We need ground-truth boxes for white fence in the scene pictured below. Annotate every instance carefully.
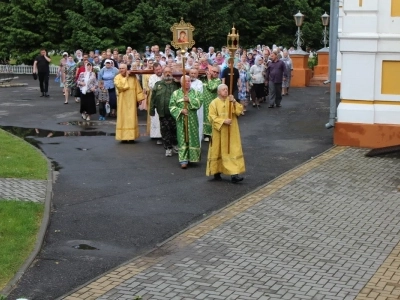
[0,65,59,75]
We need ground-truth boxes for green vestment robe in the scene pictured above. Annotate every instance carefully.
[202,78,221,136]
[169,88,202,163]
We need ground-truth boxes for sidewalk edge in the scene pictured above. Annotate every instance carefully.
[57,145,346,300]
[0,129,53,297]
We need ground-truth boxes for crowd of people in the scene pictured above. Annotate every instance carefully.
[32,43,294,182]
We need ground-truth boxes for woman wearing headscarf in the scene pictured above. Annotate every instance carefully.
[63,55,77,104]
[281,49,293,96]
[75,49,83,63]
[249,56,266,108]
[214,52,225,66]
[247,52,255,67]
[98,59,119,117]
[77,62,97,121]
[239,54,250,72]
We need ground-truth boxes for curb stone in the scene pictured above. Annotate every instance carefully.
[0,83,28,88]
[0,129,53,297]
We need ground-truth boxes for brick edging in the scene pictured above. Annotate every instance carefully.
[58,146,346,300]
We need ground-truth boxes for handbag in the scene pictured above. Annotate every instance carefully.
[32,73,38,80]
[55,76,60,83]
[73,86,81,97]
[138,96,148,111]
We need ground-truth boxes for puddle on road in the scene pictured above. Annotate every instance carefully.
[72,244,99,250]
[0,126,115,141]
[51,160,63,171]
[0,125,116,172]
[58,121,115,126]
[58,121,147,127]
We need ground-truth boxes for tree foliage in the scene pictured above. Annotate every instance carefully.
[0,0,330,63]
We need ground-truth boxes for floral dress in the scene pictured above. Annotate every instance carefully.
[64,65,77,88]
[238,69,248,101]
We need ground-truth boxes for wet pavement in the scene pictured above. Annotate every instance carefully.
[62,147,400,300]
[1,75,334,299]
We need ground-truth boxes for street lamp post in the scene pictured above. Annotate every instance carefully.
[293,11,305,51]
[321,12,330,49]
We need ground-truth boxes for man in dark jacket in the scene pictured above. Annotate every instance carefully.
[33,49,51,97]
[265,51,288,108]
[150,66,179,157]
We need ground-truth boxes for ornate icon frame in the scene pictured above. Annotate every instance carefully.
[170,18,195,49]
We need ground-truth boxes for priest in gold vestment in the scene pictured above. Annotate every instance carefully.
[206,84,245,183]
[114,64,144,141]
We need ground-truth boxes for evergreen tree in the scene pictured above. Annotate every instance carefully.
[0,0,331,62]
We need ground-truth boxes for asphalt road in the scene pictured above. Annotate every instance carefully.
[2,75,334,300]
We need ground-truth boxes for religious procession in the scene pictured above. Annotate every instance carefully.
[33,22,293,184]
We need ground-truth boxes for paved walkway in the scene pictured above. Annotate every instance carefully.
[61,147,400,300]
[0,178,47,203]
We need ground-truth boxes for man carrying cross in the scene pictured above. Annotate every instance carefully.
[169,75,202,169]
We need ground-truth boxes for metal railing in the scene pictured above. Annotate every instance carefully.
[0,65,59,75]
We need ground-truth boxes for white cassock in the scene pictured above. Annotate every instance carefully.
[190,79,204,143]
[148,74,162,138]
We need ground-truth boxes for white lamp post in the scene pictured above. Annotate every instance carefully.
[293,11,305,51]
[321,12,330,48]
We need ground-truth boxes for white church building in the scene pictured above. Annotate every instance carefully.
[334,0,400,148]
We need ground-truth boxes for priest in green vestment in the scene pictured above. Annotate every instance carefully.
[206,84,245,183]
[169,75,202,169]
[202,66,221,141]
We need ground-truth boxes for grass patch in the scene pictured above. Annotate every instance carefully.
[0,129,47,180]
[50,55,62,67]
[9,54,61,66]
[0,200,44,290]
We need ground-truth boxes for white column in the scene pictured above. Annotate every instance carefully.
[336,0,344,84]
[337,0,400,125]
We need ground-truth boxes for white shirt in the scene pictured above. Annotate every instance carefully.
[249,64,265,84]
[149,51,165,59]
[206,52,216,60]
[149,74,162,90]
[185,63,194,69]
[190,79,203,93]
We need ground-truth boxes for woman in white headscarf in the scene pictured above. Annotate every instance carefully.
[77,62,97,121]
[249,56,266,108]
[281,49,293,96]
[75,49,83,63]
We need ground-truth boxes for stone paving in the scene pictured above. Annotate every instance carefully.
[63,147,400,300]
[0,178,47,203]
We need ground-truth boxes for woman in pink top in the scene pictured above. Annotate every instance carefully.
[214,52,225,65]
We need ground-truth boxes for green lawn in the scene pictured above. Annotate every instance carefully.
[0,129,47,179]
[0,129,48,291]
[9,54,62,66]
[0,200,44,289]
[50,55,62,66]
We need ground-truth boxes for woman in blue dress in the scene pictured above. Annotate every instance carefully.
[237,62,250,115]
[98,60,119,117]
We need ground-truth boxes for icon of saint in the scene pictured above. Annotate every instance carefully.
[178,31,187,43]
